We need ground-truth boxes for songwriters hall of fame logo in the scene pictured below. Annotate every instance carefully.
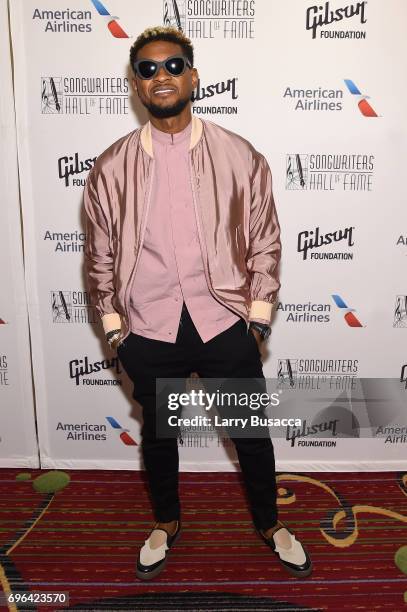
[51,291,98,324]
[41,76,129,115]
[286,155,308,190]
[277,357,359,390]
[286,153,374,191]
[163,0,255,39]
[393,296,407,328]
[163,0,186,30]
[0,355,8,387]
[41,77,63,114]
[277,359,298,388]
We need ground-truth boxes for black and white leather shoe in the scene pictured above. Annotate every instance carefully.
[257,520,313,578]
[136,520,181,580]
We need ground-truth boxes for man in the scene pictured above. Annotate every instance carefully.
[83,26,312,580]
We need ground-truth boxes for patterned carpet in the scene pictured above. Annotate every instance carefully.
[0,469,406,611]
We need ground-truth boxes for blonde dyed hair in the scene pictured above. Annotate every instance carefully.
[130,26,194,72]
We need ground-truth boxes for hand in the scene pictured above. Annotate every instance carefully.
[250,327,263,351]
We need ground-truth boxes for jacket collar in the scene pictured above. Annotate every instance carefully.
[140,115,203,158]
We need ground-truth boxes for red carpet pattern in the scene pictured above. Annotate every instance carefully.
[0,469,406,611]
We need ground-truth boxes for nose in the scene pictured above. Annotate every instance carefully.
[154,64,171,80]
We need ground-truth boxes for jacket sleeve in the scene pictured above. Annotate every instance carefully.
[83,168,122,335]
[246,152,281,325]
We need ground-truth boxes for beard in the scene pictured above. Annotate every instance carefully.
[143,94,191,119]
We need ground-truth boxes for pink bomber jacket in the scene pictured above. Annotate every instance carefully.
[83,115,281,343]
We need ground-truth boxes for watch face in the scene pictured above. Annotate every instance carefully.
[250,322,271,340]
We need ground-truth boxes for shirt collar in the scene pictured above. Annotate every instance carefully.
[140,115,204,158]
[151,119,192,145]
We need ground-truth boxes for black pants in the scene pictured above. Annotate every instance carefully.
[117,302,278,531]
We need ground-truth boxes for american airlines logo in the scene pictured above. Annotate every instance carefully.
[331,295,363,327]
[89,0,129,37]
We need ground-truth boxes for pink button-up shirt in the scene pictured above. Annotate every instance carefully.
[128,119,240,343]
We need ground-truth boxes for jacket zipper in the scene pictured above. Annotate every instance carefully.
[122,161,156,342]
[188,155,250,332]
[122,151,250,340]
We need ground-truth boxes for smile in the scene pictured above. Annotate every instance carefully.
[153,88,176,96]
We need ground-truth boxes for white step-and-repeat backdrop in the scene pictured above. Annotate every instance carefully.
[5,0,407,470]
[0,0,39,467]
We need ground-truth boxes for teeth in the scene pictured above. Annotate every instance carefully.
[155,89,174,93]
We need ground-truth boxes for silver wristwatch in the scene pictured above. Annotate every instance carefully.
[249,321,271,341]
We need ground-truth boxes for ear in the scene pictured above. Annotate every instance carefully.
[131,77,139,96]
[191,67,199,90]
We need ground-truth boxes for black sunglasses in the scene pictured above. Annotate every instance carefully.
[133,54,192,80]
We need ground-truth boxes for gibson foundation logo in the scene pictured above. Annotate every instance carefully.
[69,355,122,386]
[58,153,97,187]
[298,226,355,261]
[277,358,359,390]
[192,76,238,115]
[306,1,367,39]
[286,418,339,447]
[0,355,8,386]
[51,291,97,324]
[286,153,374,191]
[163,0,255,39]
[41,76,129,115]
[393,296,407,328]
